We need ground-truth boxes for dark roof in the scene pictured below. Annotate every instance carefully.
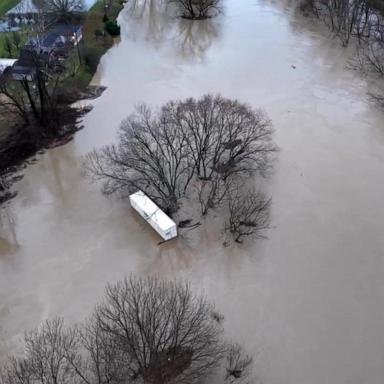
[43,24,82,46]
[6,0,39,15]
[17,48,36,66]
[11,47,49,76]
[50,23,82,35]
[11,65,35,75]
[26,24,82,50]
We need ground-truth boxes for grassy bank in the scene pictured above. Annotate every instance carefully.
[68,0,124,89]
[0,0,19,18]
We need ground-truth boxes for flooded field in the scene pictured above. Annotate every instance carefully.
[1,0,384,383]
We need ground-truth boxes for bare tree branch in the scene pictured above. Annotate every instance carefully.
[226,187,271,244]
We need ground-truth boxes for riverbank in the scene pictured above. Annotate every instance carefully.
[0,0,124,204]
[68,0,125,89]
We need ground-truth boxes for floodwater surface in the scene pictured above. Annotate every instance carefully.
[1,1,384,384]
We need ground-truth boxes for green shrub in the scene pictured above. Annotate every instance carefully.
[104,20,120,36]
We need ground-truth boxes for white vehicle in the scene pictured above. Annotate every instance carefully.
[0,59,17,74]
[129,191,177,241]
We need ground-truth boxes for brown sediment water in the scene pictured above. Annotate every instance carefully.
[1,1,384,383]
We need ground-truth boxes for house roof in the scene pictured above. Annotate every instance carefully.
[27,24,82,50]
[6,0,39,15]
[17,48,37,66]
[44,24,82,46]
[0,59,17,72]
[11,65,35,75]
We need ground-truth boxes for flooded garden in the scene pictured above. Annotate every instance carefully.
[1,0,384,383]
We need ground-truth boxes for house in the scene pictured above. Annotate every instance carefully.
[0,20,20,32]
[9,23,83,81]
[11,48,37,81]
[48,24,83,46]
[25,24,83,55]
[5,0,39,25]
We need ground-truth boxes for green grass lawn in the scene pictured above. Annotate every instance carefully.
[70,0,124,88]
[0,0,19,18]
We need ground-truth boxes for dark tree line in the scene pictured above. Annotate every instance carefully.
[299,0,384,105]
[86,95,276,243]
[0,276,255,384]
[300,0,384,45]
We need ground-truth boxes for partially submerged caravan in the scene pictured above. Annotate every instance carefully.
[129,191,177,241]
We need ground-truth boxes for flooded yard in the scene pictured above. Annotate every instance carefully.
[1,0,384,383]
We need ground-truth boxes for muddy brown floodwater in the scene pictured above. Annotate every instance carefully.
[1,0,384,383]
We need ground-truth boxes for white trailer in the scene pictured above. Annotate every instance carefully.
[0,59,17,74]
[129,191,177,241]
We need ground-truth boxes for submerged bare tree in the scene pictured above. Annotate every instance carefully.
[226,187,271,243]
[86,95,275,218]
[351,40,384,76]
[196,175,232,216]
[86,105,195,214]
[369,89,384,108]
[300,0,384,45]
[297,0,384,107]
[0,276,257,384]
[0,318,79,384]
[225,343,254,384]
[171,0,222,20]
[89,276,225,384]
[163,95,274,180]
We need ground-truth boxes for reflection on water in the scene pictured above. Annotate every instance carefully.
[176,18,221,60]
[0,207,18,256]
[1,0,384,383]
[124,0,171,45]
[121,0,222,61]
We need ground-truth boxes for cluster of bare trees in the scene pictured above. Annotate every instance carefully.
[227,187,271,244]
[301,0,384,45]
[299,0,384,105]
[0,276,255,384]
[171,0,222,20]
[86,95,276,243]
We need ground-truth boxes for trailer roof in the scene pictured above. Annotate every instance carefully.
[130,191,176,231]
[0,59,17,73]
[6,0,39,15]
